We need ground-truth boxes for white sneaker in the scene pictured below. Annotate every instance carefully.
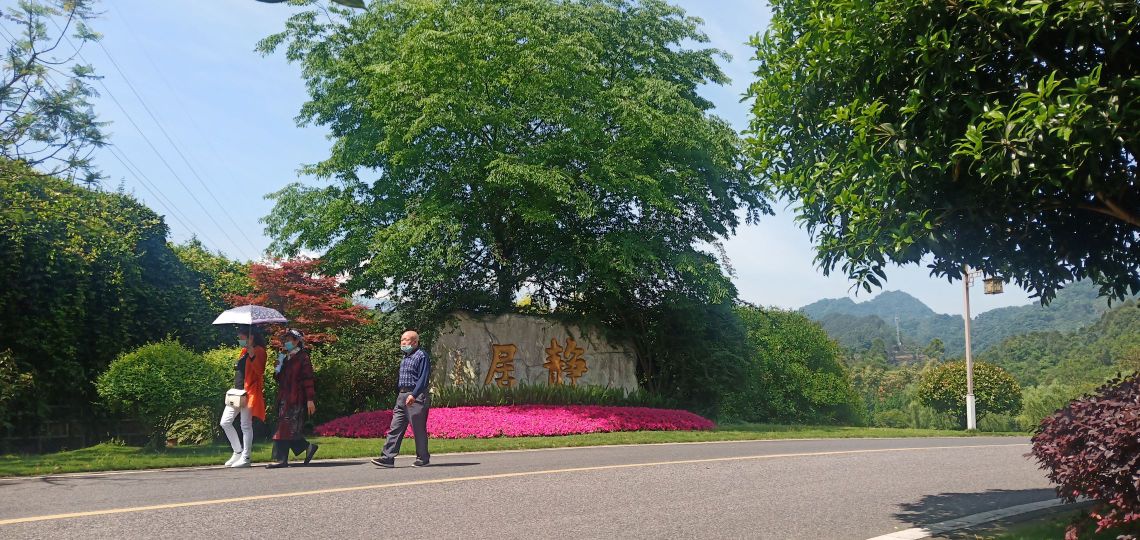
[229,456,251,468]
[224,452,241,467]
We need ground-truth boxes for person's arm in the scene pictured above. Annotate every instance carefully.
[301,352,316,403]
[411,350,430,398]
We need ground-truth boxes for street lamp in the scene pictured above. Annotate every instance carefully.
[961,264,1004,430]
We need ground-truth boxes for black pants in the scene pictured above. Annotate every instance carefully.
[272,438,310,463]
[381,392,430,462]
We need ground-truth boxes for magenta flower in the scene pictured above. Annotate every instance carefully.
[314,405,716,439]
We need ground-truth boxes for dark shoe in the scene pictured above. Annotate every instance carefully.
[304,444,319,465]
[412,459,429,467]
[265,461,289,469]
[370,457,394,468]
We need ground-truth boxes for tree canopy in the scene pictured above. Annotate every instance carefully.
[0,159,219,430]
[258,0,768,331]
[747,0,1139,302]
[1,0,107,184]
[229,258,368,345]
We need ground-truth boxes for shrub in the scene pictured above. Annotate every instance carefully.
[903,401,958,430]
[166,407,216,446]
[1017,381,1099,432]
[915,361,1022,429]
[432,383,674,409]
[96,340,228,447]
[721,306,865,425]
[873,409,910,428]
[0,349,34,430]
[309,318,404,423]
[201,346,242,374]
[1031,373,1140,539]
[976,413,1020,433]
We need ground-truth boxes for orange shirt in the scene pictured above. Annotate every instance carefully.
[241,346,268,421]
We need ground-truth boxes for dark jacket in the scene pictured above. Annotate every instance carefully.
[274,349,315,408]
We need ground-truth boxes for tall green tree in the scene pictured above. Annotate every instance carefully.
[171,238,252,315]
[0,159,215,432]
[171,238,253,347]
[258,0,768,389]
[747,0,1139,301]
[1,0,106,185]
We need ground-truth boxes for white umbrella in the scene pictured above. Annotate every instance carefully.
[212,305,288,326]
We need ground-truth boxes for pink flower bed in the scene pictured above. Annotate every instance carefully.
[314,405,716,439]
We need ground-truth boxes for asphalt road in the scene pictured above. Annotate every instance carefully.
[0,437,1055,539]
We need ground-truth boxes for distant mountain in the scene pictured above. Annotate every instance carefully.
[802,290,936,320]
[980,299,1140,386]
[802,281,1118,358]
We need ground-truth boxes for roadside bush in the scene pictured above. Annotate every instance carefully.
[721,306,865,425]
[1017,381,1098,432]
[916,361,1022,429]
[166,407,216,446]
[1031,373,1140,539]
[432,383,674,409]
[96,340,228,447]
[201,346,242,374]
[903,402,958,430]
[976,413,1020,433]
[309,318,404,424]
[872,409,910,428]
[0,349,34,430]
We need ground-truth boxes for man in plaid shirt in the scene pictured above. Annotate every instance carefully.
[372,330,432,468]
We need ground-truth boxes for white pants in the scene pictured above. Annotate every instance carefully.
[220,403,254,458]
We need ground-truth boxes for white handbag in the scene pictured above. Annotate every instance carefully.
[225,389,248,408]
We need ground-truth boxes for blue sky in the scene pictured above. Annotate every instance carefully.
[37,0,1035,315]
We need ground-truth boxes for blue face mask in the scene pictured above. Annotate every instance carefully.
[400,345,415,353]
[238,338,248,348]
[283,341,296,352]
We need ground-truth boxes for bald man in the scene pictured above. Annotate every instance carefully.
[372,330,432,467]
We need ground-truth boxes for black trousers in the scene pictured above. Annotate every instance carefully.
[272,438,310,463]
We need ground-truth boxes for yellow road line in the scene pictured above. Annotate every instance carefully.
[0,443,1029,526]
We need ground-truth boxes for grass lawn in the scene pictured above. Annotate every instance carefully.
[981,510,1140,539]
[0,424,1023,477]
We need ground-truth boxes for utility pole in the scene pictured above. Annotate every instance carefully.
[962,264,977,430]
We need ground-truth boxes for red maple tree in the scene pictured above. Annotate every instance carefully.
[228,257,369,345]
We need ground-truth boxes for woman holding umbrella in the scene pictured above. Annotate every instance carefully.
[211,305,291,468]
[220,326,267,468]
[268,328,318,468]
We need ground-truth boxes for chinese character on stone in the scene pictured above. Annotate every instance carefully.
[485,344,518,388]
[544,337,588,386]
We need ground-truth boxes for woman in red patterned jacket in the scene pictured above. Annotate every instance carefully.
[267,328,318,469]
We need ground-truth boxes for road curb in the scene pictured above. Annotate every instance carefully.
[865,499,1069,540]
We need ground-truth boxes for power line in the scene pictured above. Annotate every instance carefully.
[106,145,210,244]
[106,3,249,194]
[46,19,250,259]
[90,37,262,256]
[4,14,225,253]
[107,144,215,244]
